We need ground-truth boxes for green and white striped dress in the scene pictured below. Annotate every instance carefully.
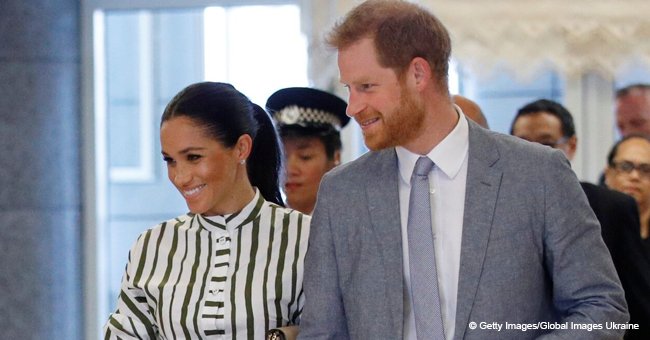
[104,189,310,339]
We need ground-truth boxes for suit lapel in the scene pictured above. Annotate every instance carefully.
[365,148,404,334]
[454,123,503,340]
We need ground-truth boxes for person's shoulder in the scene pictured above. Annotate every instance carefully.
[125,214,192,255]
[317,149,395,196]
[164,213,193,227]
[488,128,553,155]
[580,181,638,210]
[142,213,193,235]
[470,125,560,165]
[580,181,608,197]
[326,148,394,179]
[581,181,628,198]
[265,201,312,223]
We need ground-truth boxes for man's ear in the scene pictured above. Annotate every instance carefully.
[409,57,432,90]
[332,150,341,167]
[565,135,578,161]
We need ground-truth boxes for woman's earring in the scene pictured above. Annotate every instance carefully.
[240,159,246,165]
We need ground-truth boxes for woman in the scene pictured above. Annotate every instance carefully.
[605,134,650,248]
[266,87,349,214]
[104,82,310,339]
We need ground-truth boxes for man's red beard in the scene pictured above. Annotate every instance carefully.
[361,87,427,151]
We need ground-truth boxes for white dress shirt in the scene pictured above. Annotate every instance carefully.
[397,109,469,340]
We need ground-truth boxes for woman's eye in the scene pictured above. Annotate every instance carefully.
[187,154,201,161]
[162,156,174,164]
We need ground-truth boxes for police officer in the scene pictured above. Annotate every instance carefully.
[266,87,349,214]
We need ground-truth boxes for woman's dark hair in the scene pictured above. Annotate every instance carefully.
[161,82,284,206]
[278,125,342,160]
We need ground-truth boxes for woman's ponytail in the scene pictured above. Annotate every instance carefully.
[248,103,284,206]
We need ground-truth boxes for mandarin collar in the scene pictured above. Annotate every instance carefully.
[196,188,264,233]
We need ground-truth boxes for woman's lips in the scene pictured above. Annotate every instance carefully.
[284,183,301,192]
[183,184,206,198]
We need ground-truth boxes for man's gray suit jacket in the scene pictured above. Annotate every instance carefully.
[299,121,629,339]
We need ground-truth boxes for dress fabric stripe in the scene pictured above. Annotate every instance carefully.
[142,226,167,305]
[286,213,303,320]
[133,232,151,284]
[179,226,198,339]
[189,227,204,339]
[192,228,211,339]
[230,224,243,340]
[245,217,261,339]
[158,222,180,337]
[143,223,168,310]
[263,206,278,331]
[274,212,291,327]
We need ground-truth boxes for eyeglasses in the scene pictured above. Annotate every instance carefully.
[610,160,650,179]
[539,136,569,149]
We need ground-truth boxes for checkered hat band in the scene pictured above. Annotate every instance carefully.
[275,105,342,130]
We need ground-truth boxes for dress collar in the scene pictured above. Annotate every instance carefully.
[196,188,265,233]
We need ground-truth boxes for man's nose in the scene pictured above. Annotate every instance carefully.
[346,90,365,118]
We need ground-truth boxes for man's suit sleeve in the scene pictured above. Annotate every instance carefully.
[540,150,629,339]
[298,174,350,340]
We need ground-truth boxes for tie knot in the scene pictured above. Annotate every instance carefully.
[413,156,434,177]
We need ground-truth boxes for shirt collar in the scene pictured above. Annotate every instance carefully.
[196,188,264,233]
[396,105,469,183]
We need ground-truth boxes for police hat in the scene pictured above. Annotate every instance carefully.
[266,87,349,131]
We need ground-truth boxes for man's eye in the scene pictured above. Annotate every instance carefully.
[639,164,650,174]
[299,155,314,161]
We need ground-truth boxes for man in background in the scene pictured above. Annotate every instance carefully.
[511,99,650,339]
[453,94,489,129]
[616,83,650,137]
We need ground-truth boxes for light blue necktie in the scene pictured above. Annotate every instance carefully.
[408,156,445,340]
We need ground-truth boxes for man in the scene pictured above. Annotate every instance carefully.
[266,87,349,214]
[453,94,489,129]
[299,1,628,339]
[616,83,650,137]
[512,99,650,339]
[598,83,650,185]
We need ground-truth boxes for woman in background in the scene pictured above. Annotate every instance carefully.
[605,134,650,247]
[266,87,349,214]
[104,82,309,339]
